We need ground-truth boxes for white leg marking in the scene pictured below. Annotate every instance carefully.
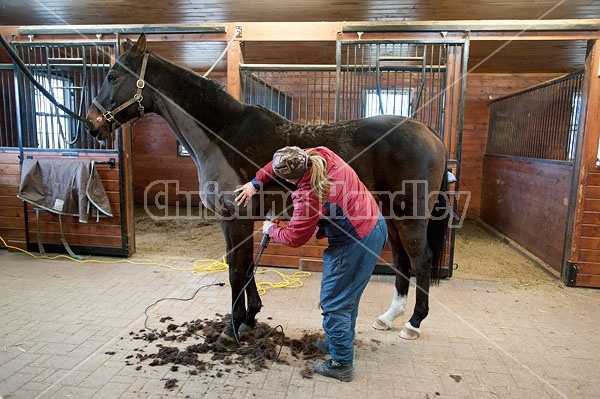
[373,293,406,330]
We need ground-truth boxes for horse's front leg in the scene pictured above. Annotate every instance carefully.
[220,218,262,337]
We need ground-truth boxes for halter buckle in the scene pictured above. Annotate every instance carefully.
[103,111,115,122]
[136,79,145,89]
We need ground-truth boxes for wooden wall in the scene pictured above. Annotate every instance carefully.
[131,115,200,208]
[480,155,571,272]
[0,150,26,249]
[575,169,600,286]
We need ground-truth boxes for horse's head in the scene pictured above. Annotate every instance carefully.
[87,34,153,140]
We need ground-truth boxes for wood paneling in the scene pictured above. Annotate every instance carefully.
[0,150,26,249]
[131,115,201,207]
[480,155,572,272]
[574,170,600,287]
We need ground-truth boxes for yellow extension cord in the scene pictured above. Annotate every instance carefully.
[0,235,311,295]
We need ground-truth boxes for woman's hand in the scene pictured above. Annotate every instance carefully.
[234,181,258,207]
[262,220,276,234]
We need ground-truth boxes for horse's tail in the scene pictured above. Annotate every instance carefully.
[427,166,450,285]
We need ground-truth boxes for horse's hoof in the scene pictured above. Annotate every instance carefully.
[372,318,391,331]
[219,331,235,341]
[238,323,253,333]
[399,322,420,340]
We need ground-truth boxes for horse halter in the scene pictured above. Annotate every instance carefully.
[92,52,150,127]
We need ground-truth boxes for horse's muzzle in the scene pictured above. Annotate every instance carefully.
[86,109,113,140]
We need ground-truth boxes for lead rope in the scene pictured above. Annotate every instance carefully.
[203,33,237,78]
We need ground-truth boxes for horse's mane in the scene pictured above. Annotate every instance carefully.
[147,50,230,95]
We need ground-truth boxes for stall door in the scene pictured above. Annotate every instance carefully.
[12,40,135,257]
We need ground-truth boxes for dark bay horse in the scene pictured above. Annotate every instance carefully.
[86,34,449,340]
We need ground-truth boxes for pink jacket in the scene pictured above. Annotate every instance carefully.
[254,146,380,248]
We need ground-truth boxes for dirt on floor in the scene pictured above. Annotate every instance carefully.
[122,313,329,389]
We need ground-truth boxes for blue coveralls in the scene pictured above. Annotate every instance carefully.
[319,212,388,365]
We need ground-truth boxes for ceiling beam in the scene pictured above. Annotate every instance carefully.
[2,20,598,44]
[17,24,227,36]
[342,19,600,33]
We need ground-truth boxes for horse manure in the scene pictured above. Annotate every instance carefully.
[127,313,326,389]
[163,378,178,389]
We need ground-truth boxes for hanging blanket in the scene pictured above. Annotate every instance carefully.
[18,158,113,223]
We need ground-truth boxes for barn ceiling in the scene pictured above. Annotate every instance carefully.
[0,0,599,74]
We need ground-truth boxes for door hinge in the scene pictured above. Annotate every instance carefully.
[565,262,578,287]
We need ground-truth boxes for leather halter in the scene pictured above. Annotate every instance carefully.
[92,52,150,126]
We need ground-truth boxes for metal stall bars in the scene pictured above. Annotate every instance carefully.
[487,71,584,162]
[241,64,338,125]
[12,41,117,152]
[0,64,19,148]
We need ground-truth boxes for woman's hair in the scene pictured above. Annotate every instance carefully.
[308,151,332,203]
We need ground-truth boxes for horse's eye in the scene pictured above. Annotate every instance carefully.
[107,74,117,83]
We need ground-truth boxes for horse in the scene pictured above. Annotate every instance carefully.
[86,34,449,341]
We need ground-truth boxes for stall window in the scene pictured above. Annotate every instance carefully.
[362,88,413,118]
[33,74,74,149]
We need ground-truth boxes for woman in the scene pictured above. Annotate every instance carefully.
[235,146,387,382]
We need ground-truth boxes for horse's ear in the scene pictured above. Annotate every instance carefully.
[122,34,147,55]
[122,38,134,53]
[131,34,147,55]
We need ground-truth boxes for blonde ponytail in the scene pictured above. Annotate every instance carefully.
[308,151,332,203]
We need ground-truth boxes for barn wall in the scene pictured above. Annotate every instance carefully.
[480,155,571,272]
[0,150,26,249]
[575,169,600,286]
[459,73,557,220]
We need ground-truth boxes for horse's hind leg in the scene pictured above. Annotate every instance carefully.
[396,218,433,340]
[373,220,411,331]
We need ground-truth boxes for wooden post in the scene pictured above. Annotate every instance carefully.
[227,24,243,101]
[565,39,600,287]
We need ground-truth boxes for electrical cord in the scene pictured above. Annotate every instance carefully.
[143,282,226,334]
[0,235,228,273]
